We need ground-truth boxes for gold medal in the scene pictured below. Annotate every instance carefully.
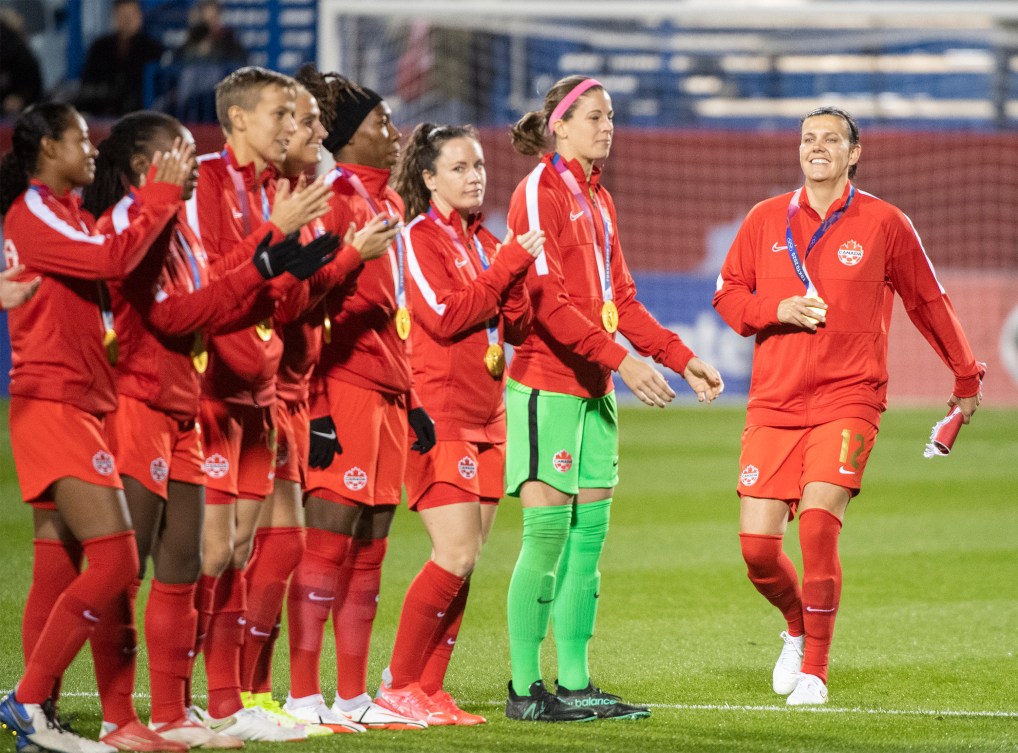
[103,328,119,366]
[191,332,208,374]
[601,300,619,333]
[484,343,505,379]
[255,318,273,342]
[322,308,332,344]
[395,306,411,341]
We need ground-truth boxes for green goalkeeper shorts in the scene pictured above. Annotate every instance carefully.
[504,378,619,497]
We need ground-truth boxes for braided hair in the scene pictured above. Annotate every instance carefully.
[394,123,479,220]
[0,102,77,215]
[81,111,180,218]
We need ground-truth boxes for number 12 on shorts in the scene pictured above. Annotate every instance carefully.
[839,429,866,470]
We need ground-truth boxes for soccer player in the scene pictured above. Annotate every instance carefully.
[186,65,333,740]
[83,110,335,748]
[376,123,543,725]
[0,102,188,753]
[0,265,41,309]
[503,75,724,722]
[713,106,982,705]
[283,64,432,730]
[239,84,397,734]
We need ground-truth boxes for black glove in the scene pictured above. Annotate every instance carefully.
[284,232,341,281]
[251,233,301,279]
[308,415,342,469]
[408,407,436,454]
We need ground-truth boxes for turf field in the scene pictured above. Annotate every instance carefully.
[1,404,1016,753]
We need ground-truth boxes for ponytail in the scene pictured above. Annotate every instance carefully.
[394,123,479,220]
[0,102,77,215]
[509,74,603,158]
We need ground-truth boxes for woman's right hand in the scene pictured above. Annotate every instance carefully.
[0,265,41,310]
[149,137,195,191]
[270,175,332,235]
[617,355,676,408]
[500,228,545,259]
[348,213,401,261]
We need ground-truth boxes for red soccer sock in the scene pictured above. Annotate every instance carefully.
[22,539,83,700]
[419,578,470,695]
[287,528,352,699]
[187,573,219,708]
[204,568,246,719]
[146,580,198,724]
[388,561,466,689]
[333,537,387,700]
[251,618,281,695]
[240,527,306,692]
[19,532,139,704]
[740,533,805,636]
[90,579,141,727]
[799,508,843,684]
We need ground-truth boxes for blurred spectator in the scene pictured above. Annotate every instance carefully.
[0,10,43,116]
[176,0,246,64]
[76,0,164,116]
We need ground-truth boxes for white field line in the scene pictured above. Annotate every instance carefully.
[55,692,1018,719]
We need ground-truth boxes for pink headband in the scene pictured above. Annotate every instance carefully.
[547,78,603,133]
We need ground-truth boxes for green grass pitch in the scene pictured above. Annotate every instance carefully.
[2,404,1016,753]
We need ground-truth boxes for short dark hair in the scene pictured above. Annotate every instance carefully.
[801,106,860,179]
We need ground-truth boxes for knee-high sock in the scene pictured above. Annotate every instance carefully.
[18,532,139,704]
[90,579,141,726]
[204,568,246,718]
[740,533,805,636]
[507,505,571,696]
[419,578,470,695]
[146,580,198,724]
[187,573,219,708]
[553,500,611,691]
[333,538,387,700]
[240,527,306,693]
[22,539,83,701]
[251,618,281,696]
[388,561,466,689]
[287,528,351,699]
[799,509,843,684]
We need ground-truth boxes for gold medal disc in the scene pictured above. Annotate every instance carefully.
[395,306,412,341]
[103,328,119,366]
[322,309,332,344]
[255,318,273,342]
[601,300,619,333]
[484,343,505,379]
[191,332,208,374]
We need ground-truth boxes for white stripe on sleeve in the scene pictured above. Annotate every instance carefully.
[404,217,447,316]
[524,163,549,276]
[111,195,134,234]
[24,190,103,245]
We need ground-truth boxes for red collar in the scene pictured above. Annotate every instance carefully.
[223,144,278,190]
[29,178,82,211]
[545,153,603,191]
[337,162,392,198]
[427,201,484,241]
[799,181,853,219]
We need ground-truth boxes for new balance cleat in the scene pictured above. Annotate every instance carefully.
[773,631,805,695]
[1,693,117,753]
[374,682,454,726]
[329,695,426,730]
[427,690,486,726]
[556,682,651,720]
[246,693,330,736]
[204,708,307,742]
[282,695,365,734]
[148,718,244,749]
[787,673,828,706]
[505,680,596,723]
[100,721,189,752]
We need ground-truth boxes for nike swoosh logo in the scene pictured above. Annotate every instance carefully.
[446,638,456,646]
[805,606,836,613]
[232,211,244,220]
[312,430,337,440]
[308,592,334,602]
[454,258,469,268]
[570,211,584,221]
[250,627,272,637]
[83,609,100,623]
[436,611,446,618]
[838,467,857,475]
[771,242,787,252]
[537,597,554,604]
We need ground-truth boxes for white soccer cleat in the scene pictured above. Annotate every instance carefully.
[283,694,365,734]
[786,673,828,706]
[0,694,117,753]
[772,630,805,695]
[148,718,244,749]
[330,694,427,730]
[203,707,307,742]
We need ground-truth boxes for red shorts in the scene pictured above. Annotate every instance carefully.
[737,418,878,510]
[105,395,205,500]
[274,399,309,486]
[405,439,504,511]
[199,398,276,504]
[305,379,407,507]
[9,396,123,506]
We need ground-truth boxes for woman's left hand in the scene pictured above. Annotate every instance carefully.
[683,357,724,404]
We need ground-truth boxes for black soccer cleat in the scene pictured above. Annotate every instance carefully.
[556,682,651,720]
[505,680,597,723]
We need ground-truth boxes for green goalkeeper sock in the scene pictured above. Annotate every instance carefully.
[553,499,611,691]
[507,504,572,696]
